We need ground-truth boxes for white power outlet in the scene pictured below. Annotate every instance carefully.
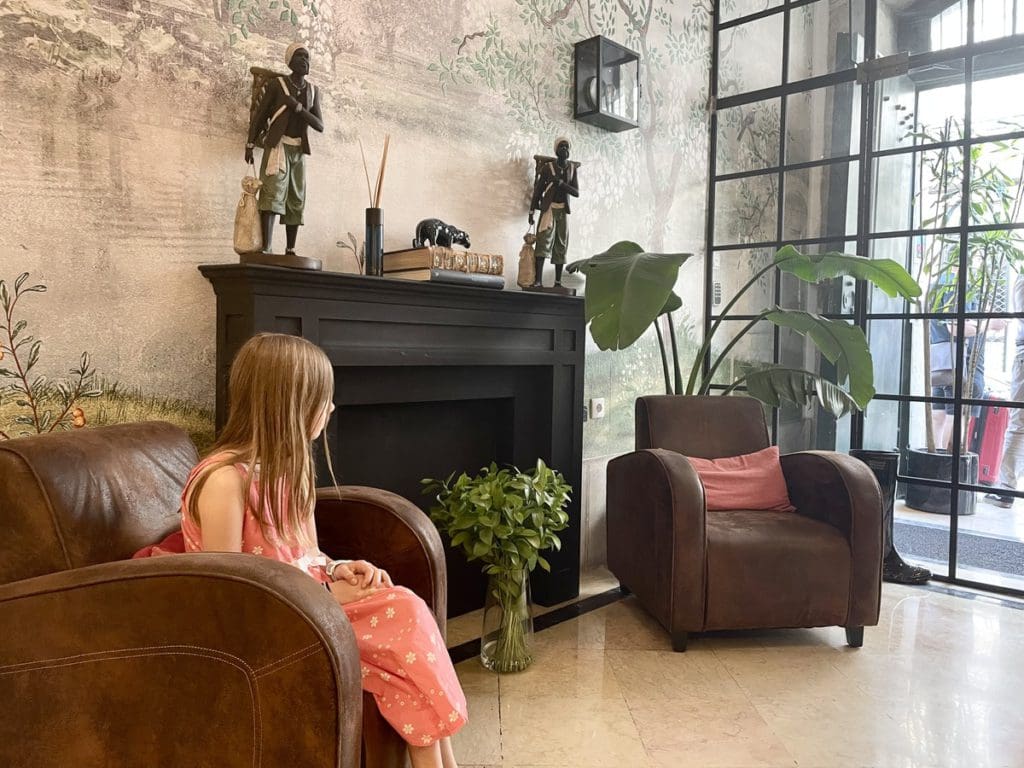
[589,398,607,420]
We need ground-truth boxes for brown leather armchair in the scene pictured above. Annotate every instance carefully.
[607,396,883,652]
[0,422,446,768]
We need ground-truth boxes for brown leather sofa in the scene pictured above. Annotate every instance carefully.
[0,422,446,768]
[607,396,883,652]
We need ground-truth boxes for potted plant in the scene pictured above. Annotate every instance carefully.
[421,459,571,673]
[904,120,1024,515]
[567,243,921,417]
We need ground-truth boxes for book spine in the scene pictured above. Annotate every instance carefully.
[430,252,504,275]
[429,269,505,288]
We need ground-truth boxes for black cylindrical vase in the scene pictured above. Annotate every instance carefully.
[849,449,898,559]
[365,207,383,276]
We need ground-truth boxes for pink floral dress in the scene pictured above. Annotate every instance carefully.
[179,456,468,746]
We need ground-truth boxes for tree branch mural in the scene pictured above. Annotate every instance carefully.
[0,273,100,439]
[428,0,710,251]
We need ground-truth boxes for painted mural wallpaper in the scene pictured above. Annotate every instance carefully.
[0,0,712,456]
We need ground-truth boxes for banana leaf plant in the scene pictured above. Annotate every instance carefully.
[566,242,922,418]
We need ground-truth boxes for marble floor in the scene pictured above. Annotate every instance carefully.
[447,572,1024,768]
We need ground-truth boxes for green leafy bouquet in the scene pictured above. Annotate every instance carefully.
[422,460,571,672]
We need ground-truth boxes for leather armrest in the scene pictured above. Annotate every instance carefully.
[781,451,883,626]
[315,486,447,637]
[606,449,707,636]
[0,553,361,768]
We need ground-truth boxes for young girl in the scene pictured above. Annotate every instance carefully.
[182,333,466,768]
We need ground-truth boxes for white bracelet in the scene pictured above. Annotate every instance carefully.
[326,559,353,581]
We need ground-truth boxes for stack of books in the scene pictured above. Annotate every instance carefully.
[383,246,506,290]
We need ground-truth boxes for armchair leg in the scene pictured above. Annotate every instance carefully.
[845,626,864,648]
[672,631,688,653]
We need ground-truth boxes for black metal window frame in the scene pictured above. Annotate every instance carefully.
[705,0,1024,597]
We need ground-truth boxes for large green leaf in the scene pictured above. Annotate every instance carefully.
[662,291,682,315]
[764,309,875,408]
[573,241,691,350]
[774,245,922,300]
[742,365,860,418]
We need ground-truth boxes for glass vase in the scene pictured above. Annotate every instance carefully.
[480,567,534,673]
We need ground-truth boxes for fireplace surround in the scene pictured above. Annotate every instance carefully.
[200,264,585,615]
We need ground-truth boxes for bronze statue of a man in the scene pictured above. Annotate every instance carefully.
[245,43,324,256]
[528,137,580,287]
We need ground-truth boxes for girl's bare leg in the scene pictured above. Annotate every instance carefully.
[409,743,443,768]
[440,736,458,768]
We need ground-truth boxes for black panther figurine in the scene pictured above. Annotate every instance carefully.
[413,218,471,249]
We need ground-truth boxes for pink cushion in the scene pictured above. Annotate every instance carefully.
[686,446,795,512]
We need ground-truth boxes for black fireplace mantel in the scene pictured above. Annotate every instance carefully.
[200,264,586,610]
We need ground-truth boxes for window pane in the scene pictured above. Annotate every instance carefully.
[869,235,961,315]
[957,399,1024,593]
[875,61,965,153]
[873,146,965,233]
[707,319,775,389]
[718,14,784,98]
[788,0,866,81]
[972,60,1024,139]
[716,99,780,175]
[786,82,862,164]
[970,140,1024,226]
[777,391,853,452]
[975,0,1017,43]
[867,319,932,400]
[710,248,776,316]
[877,0,969,56]
[720,0,782,25]
[783,161,860,241]
[779,241,859,316]
[714,176,778,245]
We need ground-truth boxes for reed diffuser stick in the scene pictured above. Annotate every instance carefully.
[373,134,391,208]
[358,139,374,206]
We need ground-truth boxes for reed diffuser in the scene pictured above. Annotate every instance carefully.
[360,135,390,276]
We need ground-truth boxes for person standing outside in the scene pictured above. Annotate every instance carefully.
[989,271,1024,508]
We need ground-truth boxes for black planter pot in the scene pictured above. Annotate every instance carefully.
[904,448,978,516]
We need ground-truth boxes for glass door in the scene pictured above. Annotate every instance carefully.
[707,0,1024,596]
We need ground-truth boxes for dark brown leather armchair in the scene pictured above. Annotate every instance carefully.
[0,422,446,768]
[607,396,883,652]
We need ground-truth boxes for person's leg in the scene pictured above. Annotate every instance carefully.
[439,736,458,768]
[943,409,957,450]
[992,353,1024,505]
[551,208,568,285]
[533,210,554,287]
[931,387,947,449]
[257,145,287,253]
[939,386,957,449]
[338,586,468,760]
[283,148,305,254]
[409,742,444,768]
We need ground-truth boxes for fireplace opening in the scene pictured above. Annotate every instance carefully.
[326,365,553,616]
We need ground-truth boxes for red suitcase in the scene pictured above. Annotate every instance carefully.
[968,396,1010,485]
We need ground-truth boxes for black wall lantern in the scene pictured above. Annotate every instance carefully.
[573,35,640,132]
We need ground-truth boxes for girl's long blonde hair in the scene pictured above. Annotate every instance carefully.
[187,333,338,545]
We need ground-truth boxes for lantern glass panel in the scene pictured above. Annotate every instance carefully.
[575,39,599,115]
[601,56,639,123]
